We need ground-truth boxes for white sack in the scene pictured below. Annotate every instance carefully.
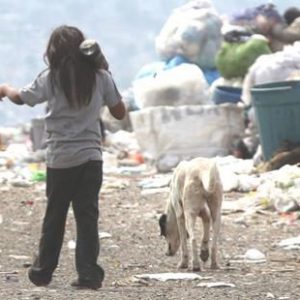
[130,104,244,171]
[133,64,210,108]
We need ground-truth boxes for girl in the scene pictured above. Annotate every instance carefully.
[0,25,125,290]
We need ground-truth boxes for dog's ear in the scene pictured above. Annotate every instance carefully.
[159,214,167,237]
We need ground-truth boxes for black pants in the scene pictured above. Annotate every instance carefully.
[28,160,104,285]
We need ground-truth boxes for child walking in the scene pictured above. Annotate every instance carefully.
[0,25,125,290]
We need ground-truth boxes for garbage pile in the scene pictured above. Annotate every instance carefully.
[1,117,300,223]
[242,41,300,105]
[127,0,253,171]
[0,122,148,189]
[0,126,46,187]
[122,1,300,172]
[2,1,300,193]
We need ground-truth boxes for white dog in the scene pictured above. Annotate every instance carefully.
[159,157,223,271]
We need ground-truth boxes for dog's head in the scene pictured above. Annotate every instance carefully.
[159,213,180,256]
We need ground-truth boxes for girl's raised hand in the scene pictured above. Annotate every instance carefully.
[0,84,8,100]
[0,84,23,105]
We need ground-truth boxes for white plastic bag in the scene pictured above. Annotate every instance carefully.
[133,64,210,108]
[155,0,222,69]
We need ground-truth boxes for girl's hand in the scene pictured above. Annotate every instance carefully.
[0,84,8,100]
[0,84,23,105]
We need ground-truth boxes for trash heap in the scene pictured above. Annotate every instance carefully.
[1,1,300,193]
[242,41,300,105]
[206,3,300,165]
[101,1,300,172]
[0,126,46,188]
[1,117,300,225]
[128,0,247,172]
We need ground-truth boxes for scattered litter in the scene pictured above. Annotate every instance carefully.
[0,214,3,225]
[99,232,112,239]
[105,130,140,152]
[8,255,30,260]
[275,198,300,213]
[221,197,253,214]
[140,187,169,196]
[101,177,131,195]
[277,212,300,225]
[21,200,34,206]
[231,248,266,264]
[102,179,129,192]
[0,271,18,275]
[12,221,29,226]
[31,170,46,182]
[4,273,19,282]
[118,165,148,175]
[0,186,10,192]
[252,165,300,212]
[138,175,171,189]
[244,249,266,263]
[278,236,300,250]
[107,245,120,250]
[197,281,236,288]
[133,272,210,282]
[126,263,147,269]
[266,292,275,299]
[11,179,32,188]
[219,170,239,192]
[268,268,296,273]
[130,276,150,286]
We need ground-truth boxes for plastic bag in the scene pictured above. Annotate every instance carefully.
[216,36,271,79]
[133,64,210,108]
[155,0,222,69]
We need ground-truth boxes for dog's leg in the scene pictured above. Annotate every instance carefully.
[177,215,188,269]
[207,199,222,269]
[185,212,201,271]
[199,205,210,263]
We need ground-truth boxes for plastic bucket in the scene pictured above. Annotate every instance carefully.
[251,80,300,161]
[212,86,242,105]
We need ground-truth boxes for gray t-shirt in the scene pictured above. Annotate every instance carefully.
[20,69,121,169]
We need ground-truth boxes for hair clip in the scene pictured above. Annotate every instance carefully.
[79,39,99,56]
[79,39,109,70]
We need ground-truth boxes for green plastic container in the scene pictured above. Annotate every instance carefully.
[251,80,300,161]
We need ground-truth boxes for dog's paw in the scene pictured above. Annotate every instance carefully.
[200,249,209,262]
[177,261,188,269]
[210,262,219,270]
[189,265,201,272]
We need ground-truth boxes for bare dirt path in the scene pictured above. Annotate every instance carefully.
[1,174,300,300]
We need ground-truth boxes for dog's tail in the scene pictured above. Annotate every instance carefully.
[202,160,221,194]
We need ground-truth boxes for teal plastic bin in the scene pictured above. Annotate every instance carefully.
[251,80,300,161]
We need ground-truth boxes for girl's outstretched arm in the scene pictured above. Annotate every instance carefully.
[0,84,24,105]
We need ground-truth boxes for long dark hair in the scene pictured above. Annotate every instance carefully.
[45,25,98,109]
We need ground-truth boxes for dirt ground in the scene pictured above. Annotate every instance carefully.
[1,171,300,300]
